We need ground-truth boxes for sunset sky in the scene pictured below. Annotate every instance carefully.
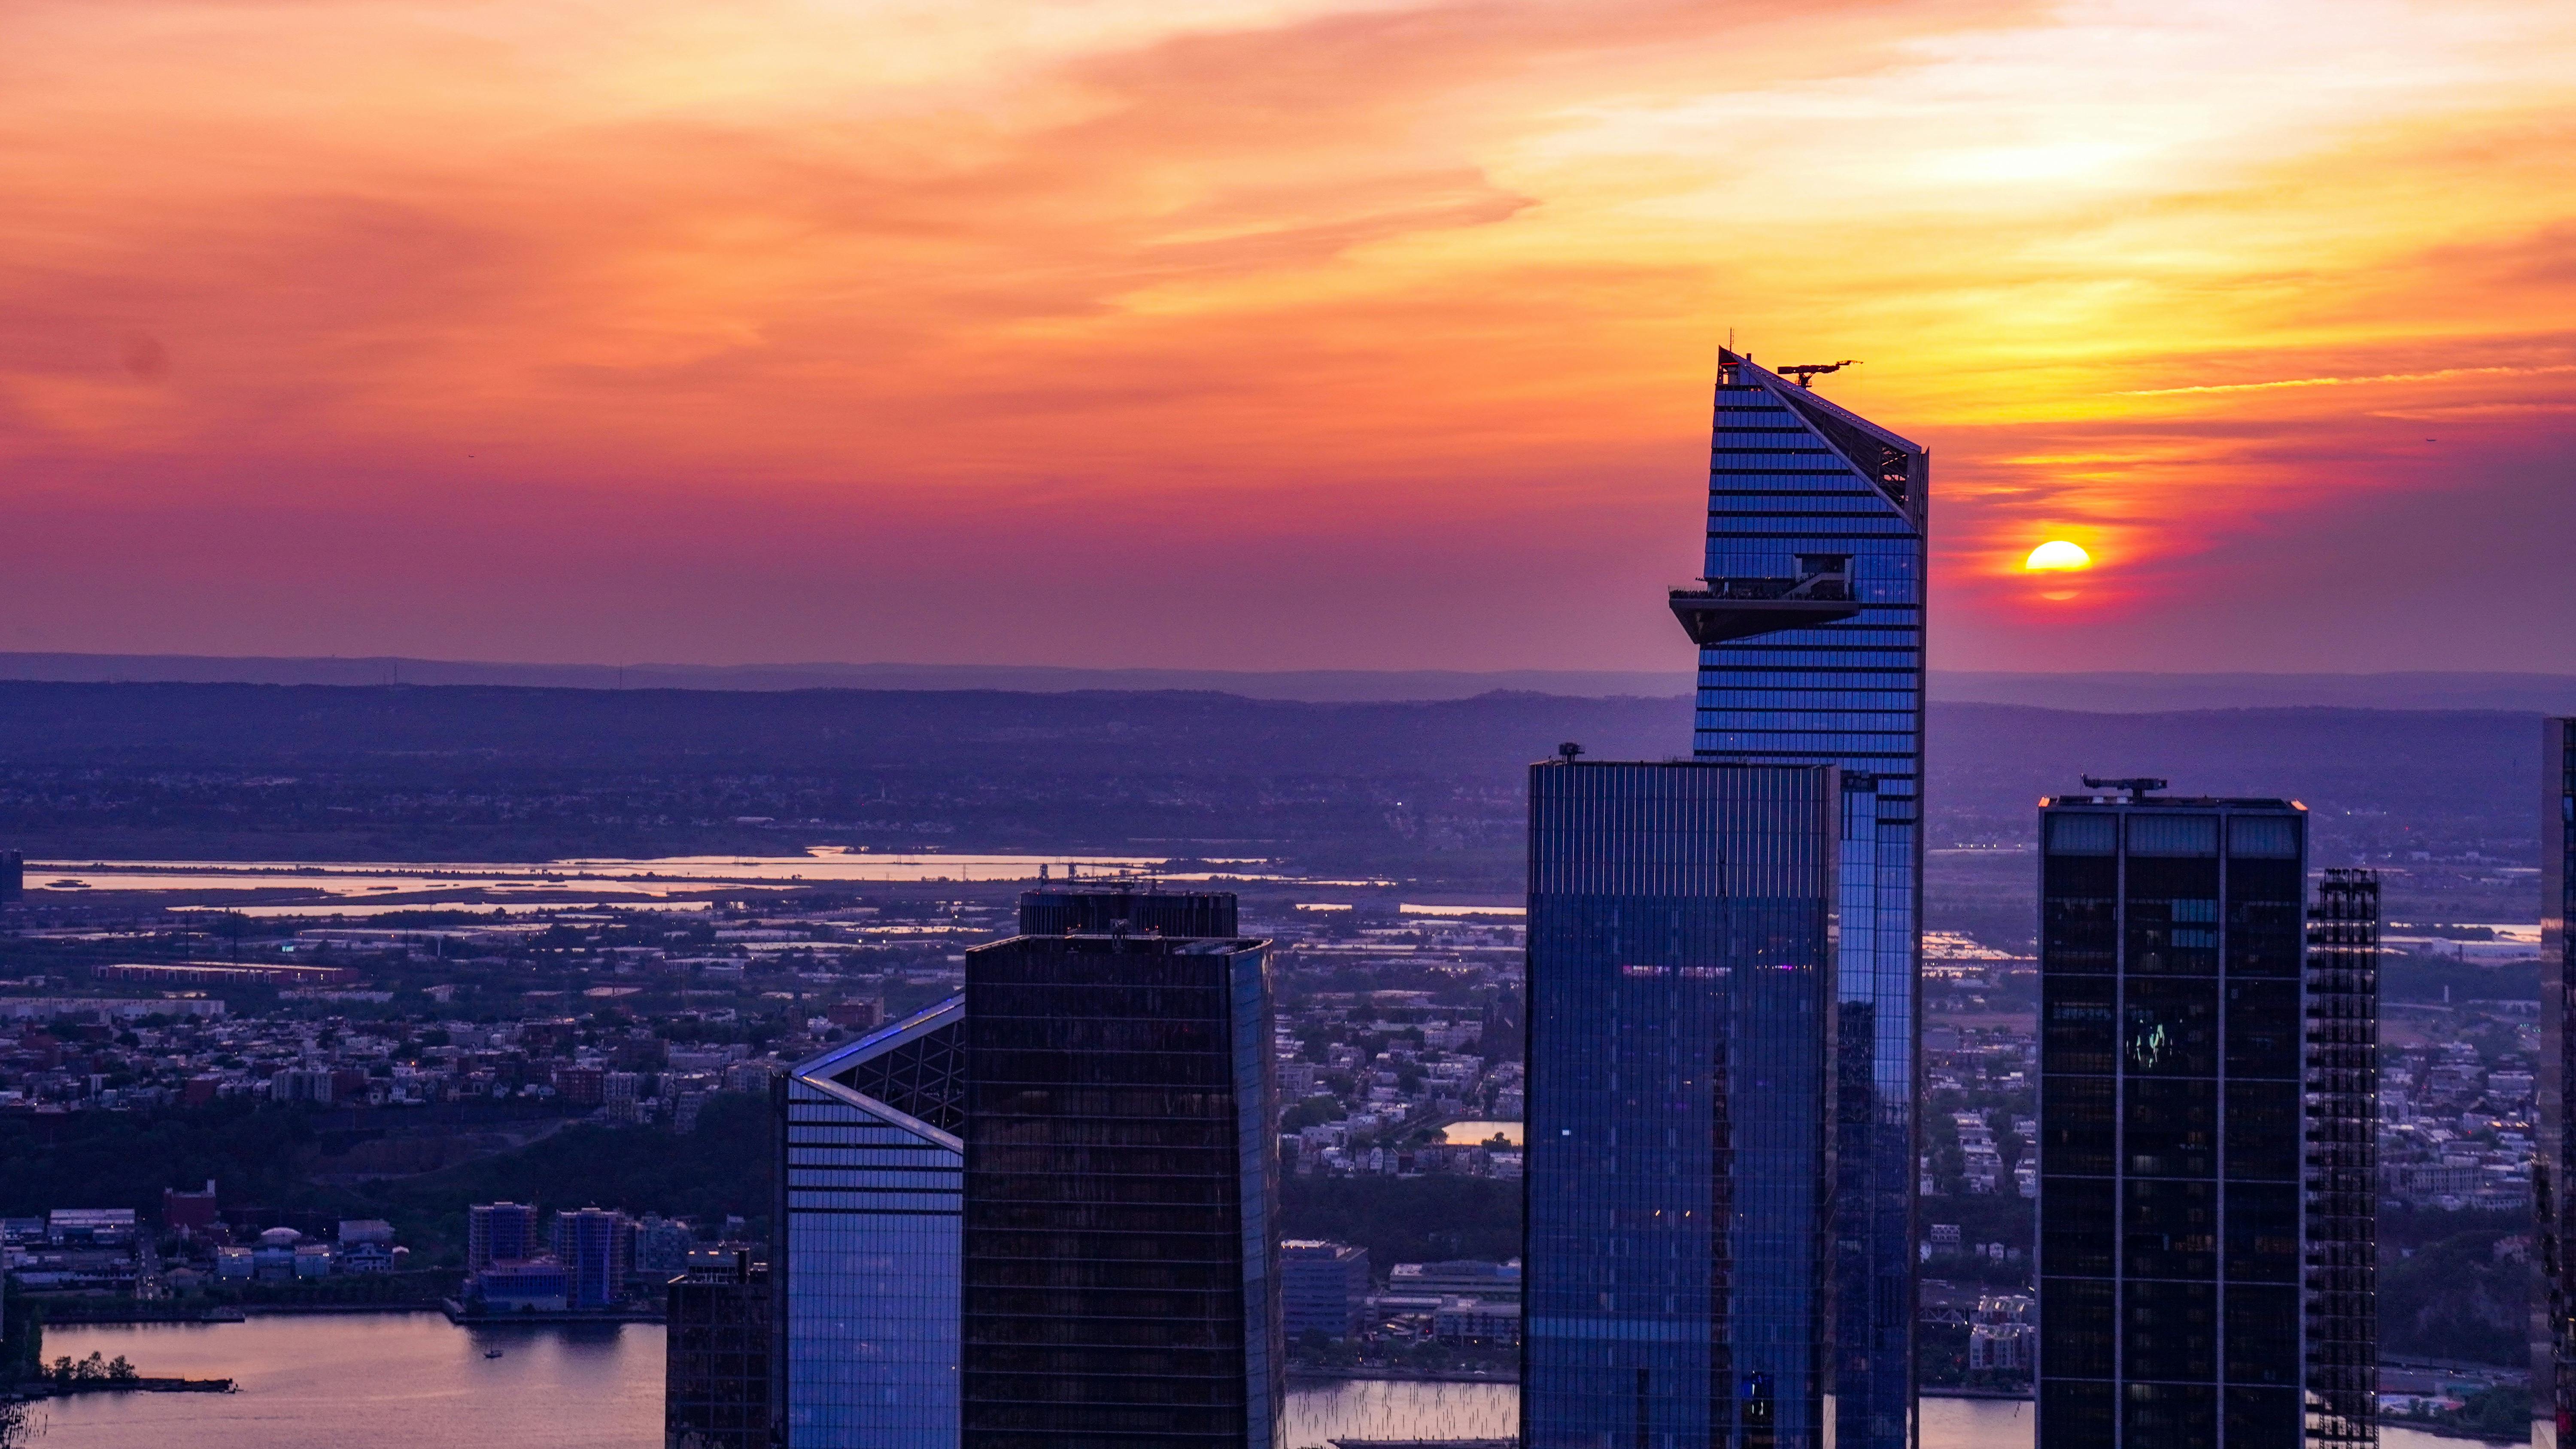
[6,0,2572,673]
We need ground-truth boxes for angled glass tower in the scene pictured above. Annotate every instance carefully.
[779,998,966,1448]
[1674,348,1926,1449]
[1522,757,1840,1449]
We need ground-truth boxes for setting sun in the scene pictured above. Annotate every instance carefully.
[2024,541,2093,572]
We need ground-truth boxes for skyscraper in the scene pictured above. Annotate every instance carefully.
[960,928,1279,1449]
[2034,783,2376,1447]
[2541,718,2575,1444]
[1017,885,1237,938]
[2306,867,2380,1448]
[666,1248,775,1449]
[1674,348,1927,1448]
[1522,756,1840,1449]
[779,997,966,1449]
[778,885,1265,1449]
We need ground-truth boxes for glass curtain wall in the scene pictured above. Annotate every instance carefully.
[1522,758,1838,1449]
[2034,794,2310,1449]
[779,999,967,1449]
[1689,349,1926,1449]
[960,933,1280,1449]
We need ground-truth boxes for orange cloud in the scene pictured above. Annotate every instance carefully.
[0,0,2570,670]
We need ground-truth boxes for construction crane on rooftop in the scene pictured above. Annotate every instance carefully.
[1776,360,1859,388]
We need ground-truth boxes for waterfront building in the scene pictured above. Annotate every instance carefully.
[1280,1240,1370,1341]
[960,928,1280,1449]
[1388,1259,1521,1304]
[2032,782,2378,1447]
[1522,756,1841,1449]
[779,996,966,1449]
[2543,717,2576,1443]
[475,1258,568,1313]
[467,1202,537,1273]
[552,1206,631,1309]
[1674,349,1928,1449]
[633,1214,699,1277]
[162,1181,219,1237]
[666,1249,775,1449]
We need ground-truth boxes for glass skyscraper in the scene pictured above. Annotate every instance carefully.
[960,929,1280,1449]
[1674,348,1927,1448]
[779,886,1267,1449]
[2033,786,2375,1448]
[2541,718,2574,1446]
[665,1249,775,1449]
[1522,757,1840,1449]
[779,997,966,1448]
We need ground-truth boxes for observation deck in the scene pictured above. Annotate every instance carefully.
[1667,553,1859,646]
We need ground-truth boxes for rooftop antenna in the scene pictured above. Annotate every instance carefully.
[2081,775,2168,801]
[1777,360,1859,389]
[1558,742,1583,762]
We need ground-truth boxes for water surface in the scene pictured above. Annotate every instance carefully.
[19,1318,2504,1448]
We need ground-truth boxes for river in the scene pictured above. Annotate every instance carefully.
[11,1317,2506,1447]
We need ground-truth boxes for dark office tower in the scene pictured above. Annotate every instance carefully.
[2035,785,2317,1449]
[2543,718,2575,1443]
[2305,869,2379,1448]
[667,1249,775,1449]
[779,998,966,1449]
[1017,885,1238,939]
[1673,349,1926,1449]
[960,930,1279,1449]
[1522,757,1840,1449]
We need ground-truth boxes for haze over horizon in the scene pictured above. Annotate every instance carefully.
[7,0,2573,673]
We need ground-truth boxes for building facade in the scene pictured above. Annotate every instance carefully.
[2306,869,2379,1447]
[468,1202,538,1273]
[778,997,966,1449]
[1522,757,1840,1449]
[1280,1240,1370,1341]
[1675,349,1927,1449]
[2034,787,2371,1447]
[666,1250,774,1449]
[2543,718,2575,1444]
[960,931,1280,1449]
[553,1207,631,1309]
[1016,886,1238,938]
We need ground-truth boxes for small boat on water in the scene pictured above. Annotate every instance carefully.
[483,1349,504,1359]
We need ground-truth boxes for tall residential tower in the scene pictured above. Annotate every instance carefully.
[1671,348,1927,1448]
[2033,784,2378,1447]
[2541,718,2574,1444]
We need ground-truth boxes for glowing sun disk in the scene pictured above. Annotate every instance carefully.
[2025,540,2092,571]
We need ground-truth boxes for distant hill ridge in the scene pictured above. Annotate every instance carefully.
[0,653,2568,712]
